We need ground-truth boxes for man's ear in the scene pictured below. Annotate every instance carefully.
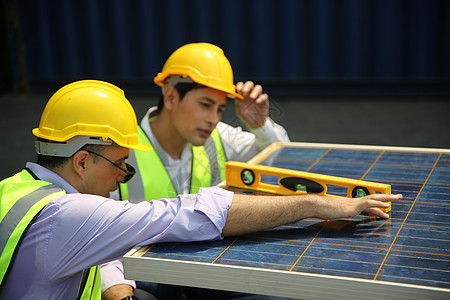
[163,86,178,110]
[72,150,90,178]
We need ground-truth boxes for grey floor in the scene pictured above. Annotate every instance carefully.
[1,92,449,180]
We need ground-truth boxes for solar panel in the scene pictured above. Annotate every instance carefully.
[123,142,450,299]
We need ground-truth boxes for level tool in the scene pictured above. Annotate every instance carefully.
[225,161,391,213]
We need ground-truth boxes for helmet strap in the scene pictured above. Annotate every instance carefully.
[35,136,114,157]
[161,75,194,94]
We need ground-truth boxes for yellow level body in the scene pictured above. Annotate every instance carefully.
[225,161,391,213]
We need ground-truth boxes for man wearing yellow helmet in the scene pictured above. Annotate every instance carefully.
[105,43,290,298]
[0,79,401,299]
[116,43,289,203]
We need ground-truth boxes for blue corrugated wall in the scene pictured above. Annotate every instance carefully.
[11,0,450,94]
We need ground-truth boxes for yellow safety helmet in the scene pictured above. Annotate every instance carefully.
[33,80,152,157]
[154,42,243,100]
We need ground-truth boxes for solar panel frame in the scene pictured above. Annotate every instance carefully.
[123,142,450,299]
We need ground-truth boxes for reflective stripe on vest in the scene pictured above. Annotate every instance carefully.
[191,129,226,192]
[0,169,101,299]
[120,127,227,202]
[0,170,65,285]
[78,266,101,300]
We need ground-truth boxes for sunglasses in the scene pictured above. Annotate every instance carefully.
[81,148,136,183]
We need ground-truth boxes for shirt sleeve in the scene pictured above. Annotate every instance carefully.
[217,118,290,162]
[37,186,233,282]
[99,187,234,293]
[100,260,136,293]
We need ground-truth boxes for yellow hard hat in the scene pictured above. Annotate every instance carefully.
[33,80,152,156]
[154,43,243,100]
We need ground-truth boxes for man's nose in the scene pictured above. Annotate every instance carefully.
[205,109,220,125]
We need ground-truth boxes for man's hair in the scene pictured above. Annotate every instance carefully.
[157,82,205,111]
[37,140,106,169]
[37,154,71,170]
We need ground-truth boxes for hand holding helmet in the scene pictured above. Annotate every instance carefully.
[235,81,269,129]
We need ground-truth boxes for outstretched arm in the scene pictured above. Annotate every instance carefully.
[222,193,402,236]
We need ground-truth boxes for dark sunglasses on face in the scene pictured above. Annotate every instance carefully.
[81,148,136,183]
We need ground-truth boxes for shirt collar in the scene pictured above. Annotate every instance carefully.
[25,162,79,194]
[140,106,191,165]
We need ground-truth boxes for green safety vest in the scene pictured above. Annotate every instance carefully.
[0,169,101,300]
[120,126,227,202]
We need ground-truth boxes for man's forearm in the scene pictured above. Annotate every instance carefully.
[222,193,315,236]
[222,193,402,237]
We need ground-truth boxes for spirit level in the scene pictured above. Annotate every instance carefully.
[225,161,391,213]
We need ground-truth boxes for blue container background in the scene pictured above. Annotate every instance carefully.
[8,0,450,96]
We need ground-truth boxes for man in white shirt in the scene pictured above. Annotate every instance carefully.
[116,43,289,203]
[106,42,290,298]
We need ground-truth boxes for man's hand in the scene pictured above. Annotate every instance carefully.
[235,81,269,129]
[102,284,135,300]
[312,193,403,220]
